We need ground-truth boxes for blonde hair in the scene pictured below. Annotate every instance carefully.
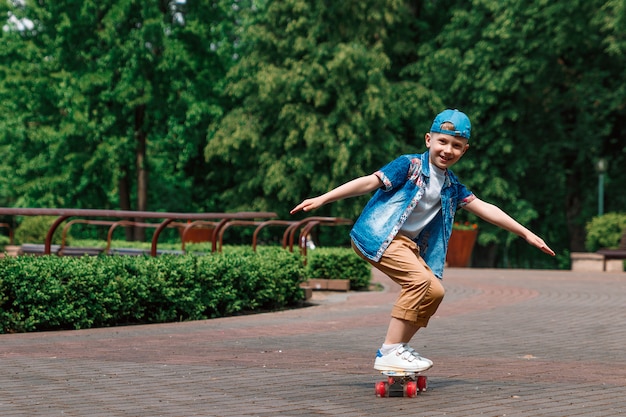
[439,121,456,131]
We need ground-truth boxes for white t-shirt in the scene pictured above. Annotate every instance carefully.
[400,163,446,239]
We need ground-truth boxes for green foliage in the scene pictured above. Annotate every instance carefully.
[408,0,625,267]
[306,247,371,290]
[0,248,306,333]
[0,0,241,213]
[71,238,183,251]
[585,213,626,252]
[206,0,436,220]
[0,235,10,249]
[1,0,625,270]
[14,216,68,245]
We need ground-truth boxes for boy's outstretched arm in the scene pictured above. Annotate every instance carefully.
[290,174,382,214]
[464,198,556,256]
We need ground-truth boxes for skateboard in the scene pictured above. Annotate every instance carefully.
[375,370,427,398]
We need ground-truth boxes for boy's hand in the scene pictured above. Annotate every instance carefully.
[290,197,324,214]
[526,234,556,256]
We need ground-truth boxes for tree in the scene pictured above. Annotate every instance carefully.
[1,0,624,266]
[0,0,239,239]
[206,0,438,226]
[148,0,252,214]
[595,0,626,216]
[410,0,625,267]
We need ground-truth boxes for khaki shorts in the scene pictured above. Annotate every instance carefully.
[353,234,445,327]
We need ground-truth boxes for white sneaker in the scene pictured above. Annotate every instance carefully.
[374,344,433,372]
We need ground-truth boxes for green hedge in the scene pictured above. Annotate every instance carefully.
[0,247,306,333]
[305,247,371,291]
[585,212,626,252]
[14,216,66,245]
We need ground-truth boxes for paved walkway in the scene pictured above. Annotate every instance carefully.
[1,267,626,416]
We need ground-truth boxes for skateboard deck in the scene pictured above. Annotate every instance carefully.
[375,370,427,398]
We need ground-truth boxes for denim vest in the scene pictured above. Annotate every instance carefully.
[350,152,475,278]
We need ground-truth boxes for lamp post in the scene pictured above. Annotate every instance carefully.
[597,158,607,216]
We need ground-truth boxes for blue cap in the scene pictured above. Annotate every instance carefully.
[430,109,471,140]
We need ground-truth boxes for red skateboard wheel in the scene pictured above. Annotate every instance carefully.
[404,381,418,398]
[417,375,427,392]
[375,381,389,397]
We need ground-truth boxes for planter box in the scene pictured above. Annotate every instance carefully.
[571,252,603,271]
[181,228,213,243]
[606,259,625,272]
[447,229,478,267]
[299,284,313,301]
[571,252,624,272]
[302,278,350,292]
[3,245,21,257]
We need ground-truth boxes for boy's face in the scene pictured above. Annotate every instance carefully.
[425,132,469,170]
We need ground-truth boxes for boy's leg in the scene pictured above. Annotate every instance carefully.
[354,235,445,330]
[384,317,421,345]
[352,235,444,371]
[383,264,445,345]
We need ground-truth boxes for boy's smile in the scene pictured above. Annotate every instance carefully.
[425,132,469,170]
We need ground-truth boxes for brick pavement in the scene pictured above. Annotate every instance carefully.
[1,267,626,416]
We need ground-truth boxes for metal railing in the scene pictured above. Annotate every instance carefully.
[0,208,354,257]
[0,208,277,256]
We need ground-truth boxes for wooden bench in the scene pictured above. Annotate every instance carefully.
[596,229,626,271]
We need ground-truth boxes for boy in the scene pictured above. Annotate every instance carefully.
[290,109,555,372]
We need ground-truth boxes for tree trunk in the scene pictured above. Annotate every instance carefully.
[565,173,586,252]
[134,105,148,242]
[118,166,134,241]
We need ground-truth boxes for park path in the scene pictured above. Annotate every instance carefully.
[1,267,626,416]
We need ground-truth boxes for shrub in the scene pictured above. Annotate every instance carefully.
[14,216,68,245]
[585,212,626,252]
[306,247,371,290]
[0,248,306,333]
